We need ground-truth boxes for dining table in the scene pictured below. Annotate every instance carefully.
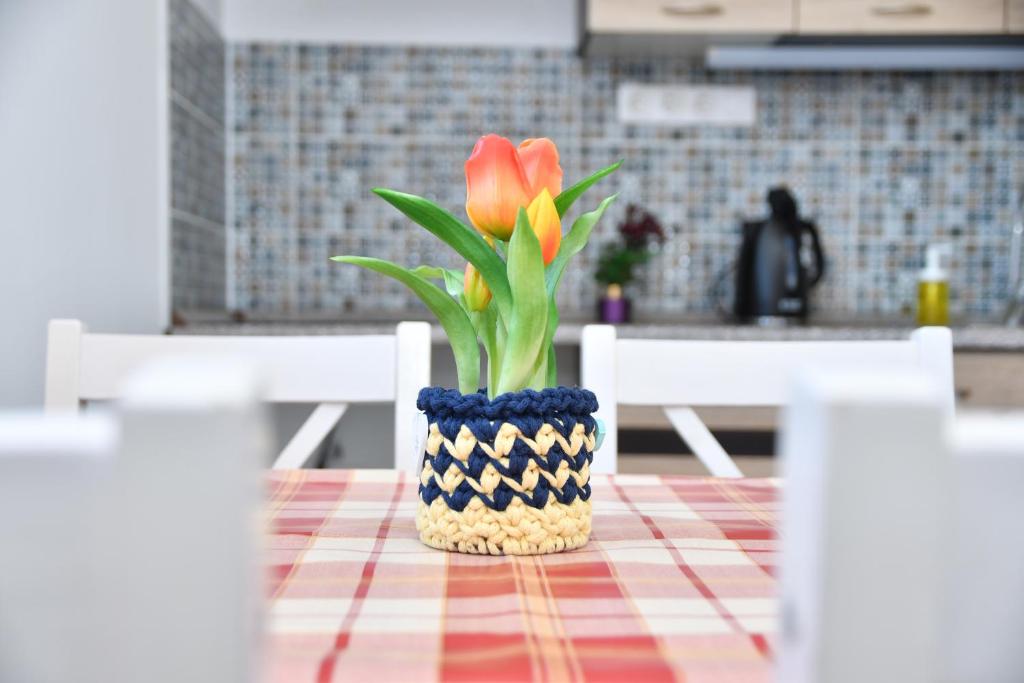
[265,469,779,683]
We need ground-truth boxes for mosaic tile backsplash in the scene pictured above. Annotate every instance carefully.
[229,44,1024,320]
[170,0,225,311]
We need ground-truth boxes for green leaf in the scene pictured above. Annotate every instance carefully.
[547,194,619,298]
[526,350,548,390]
[554,160,622,218]
[331,256,479,394]
[411,266,464,298]
[495,208,548,395]
[525,335,557,390]
[527,195,618,391]
[527,296,558,389]
[545,344,557,387]
[491,314,508,399]
[373,189,512,322]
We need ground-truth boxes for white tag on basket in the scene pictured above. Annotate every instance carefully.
[412,411,428,477]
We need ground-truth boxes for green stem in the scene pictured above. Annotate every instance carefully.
[470,304,499,398]
[489,316,507,399]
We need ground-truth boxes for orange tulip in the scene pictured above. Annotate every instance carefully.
[518,138,563,199]
[526,189,561,266]
[465,135,564,242]
[463,263,492,312]
[464,135,533,241]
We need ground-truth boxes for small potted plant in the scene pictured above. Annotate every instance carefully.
[594,204,665,324]
[331,135,620,555]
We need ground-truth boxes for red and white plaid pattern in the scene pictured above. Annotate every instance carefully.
[265,470,779,683]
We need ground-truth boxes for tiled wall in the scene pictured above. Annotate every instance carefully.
[230,44,1024,320]
[170,0,225,311]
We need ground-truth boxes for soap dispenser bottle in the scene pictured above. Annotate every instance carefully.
[917,243,951,326]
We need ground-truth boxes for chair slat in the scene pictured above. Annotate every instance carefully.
[78,334,397,403]
[617,339,916,406]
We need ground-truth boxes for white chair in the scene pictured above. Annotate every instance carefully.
[580,325,954,476]
[0,358,269,683]
[0,412,117,683]
[44,319,431,470]
[942,412,1024,682]
[777,367,949,683]
[778,370,1024,683]
[110,357,267,683]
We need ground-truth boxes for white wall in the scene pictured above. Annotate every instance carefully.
[0,0,169,407]
[190,0,223,31]
[222,0,578,47]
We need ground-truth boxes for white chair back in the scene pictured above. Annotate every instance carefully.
[580,325,954,476]
[108,357,267,683]
[777,370,1024,683]
[942,413,1024,682]
[0,413,117,683]
[0,357,268,683]
[777,367,949,683]
[45,319,431,469]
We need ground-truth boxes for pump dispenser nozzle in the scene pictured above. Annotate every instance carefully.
[920,243,951,283]
[918,243,951,325]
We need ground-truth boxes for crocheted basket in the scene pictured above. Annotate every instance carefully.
[415,386,598,555]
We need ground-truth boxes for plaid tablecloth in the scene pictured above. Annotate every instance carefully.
[265,470,779,683]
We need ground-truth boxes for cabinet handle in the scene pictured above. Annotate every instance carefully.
[660,2,724,17]
[870,3,933,16]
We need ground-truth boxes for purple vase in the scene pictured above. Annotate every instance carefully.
[599,296,631,324]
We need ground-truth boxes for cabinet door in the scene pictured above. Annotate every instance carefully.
[799,0,1004,34]
[1011,0,1024,33]
[954,353,1024,408]
[588,0,795,34]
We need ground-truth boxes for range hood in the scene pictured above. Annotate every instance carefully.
[705,43,1024,71]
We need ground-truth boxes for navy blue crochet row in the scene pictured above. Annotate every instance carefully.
[420,467,592,512]
[417,386,599,442]
[428,437,591,479]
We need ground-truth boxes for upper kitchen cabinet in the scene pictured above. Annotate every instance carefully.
[1011,0,1024,32]
[584,0,1020,53]
[798,0,1005,34]
[587,0,796,34]
[584,0,797,54]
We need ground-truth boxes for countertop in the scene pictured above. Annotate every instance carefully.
[171,313,1024,352]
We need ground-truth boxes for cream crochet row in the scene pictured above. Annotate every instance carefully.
[417,496,592,555]
[426,421,596,462]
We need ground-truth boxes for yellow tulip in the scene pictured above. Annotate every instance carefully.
[526,188,561,266]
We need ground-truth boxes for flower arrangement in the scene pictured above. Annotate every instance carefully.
[332,134,619,555]
[594,204,665,290]
[331,134,620,398]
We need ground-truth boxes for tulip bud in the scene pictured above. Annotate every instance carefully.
[526,188,561,266]
[463,263,492,312]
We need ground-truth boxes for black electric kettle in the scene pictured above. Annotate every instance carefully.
[733,187,825,323]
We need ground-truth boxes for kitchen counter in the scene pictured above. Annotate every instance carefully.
[171,314,1024,352]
